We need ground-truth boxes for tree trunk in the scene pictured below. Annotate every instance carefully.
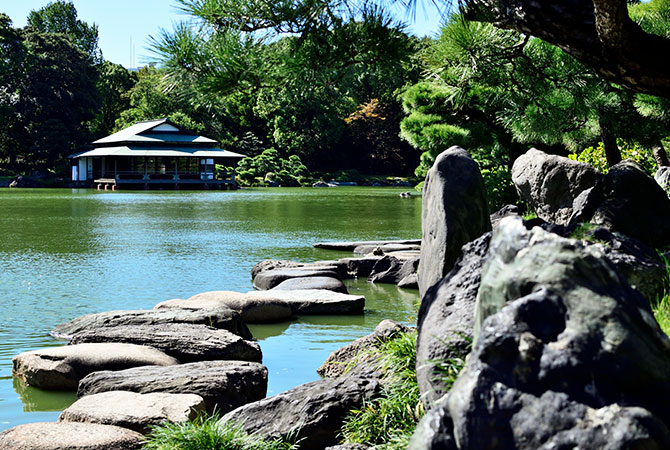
[598,115,621,168]
[652,141,670,167]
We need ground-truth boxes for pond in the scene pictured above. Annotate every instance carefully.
[0,187,422,430]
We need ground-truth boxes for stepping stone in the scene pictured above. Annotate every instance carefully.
[272,276,348,293]
[313,239,421,251]
[253,268,341,290]
[13,343,178,390]
[0,422,144,449]
[353,243,421,255]
[69,323,262,363]
[50,307,252,340]
[78,360,267,414]
[253,289,364,315]
[59,391,205,434]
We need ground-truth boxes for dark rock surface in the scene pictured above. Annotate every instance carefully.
[272,276,348,293]
[512,148,601,225]
[317,320,412,378]
[313,239,421,251]
[12,343,178,390]
[416,232,490,406]
[0,422,144,449]
[69,323,262,363]
[51,307,252,340]
[570,159,670,248]
[418,146,491,296]
[655,166,670,192]
[367,256,419,285]
[222,376,380,450]
[489,204,522,228]
[59,391,205,434]
[339,256,383,278]
[410,218,670,449]
[253,268,341,290]
[78,361,268,414]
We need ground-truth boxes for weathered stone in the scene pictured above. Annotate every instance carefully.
[251,260,306,279]
[0,422,144,450]
[397,273,419,289]
[512,148,601,225]
[410,218,670,449]
[78,361,267,414]
[69,323,262,363]
[416,232,490,406]
[272,276,348,293]
[353,243,421,255]
[252,289,365,315]
[59,391,205,434]
[655,166,670,192]
[51,307,252,340]
[222,376,380,450]
[155,291,292,324]
[489,204,522,229]
[418,146,491,296]
[570,159,670,248]
[253,268,341,290]
[313,239,421,251]
[338,256,383,278]
[12,343,178,390]
[318,320,412,378]
[368,256,419,285]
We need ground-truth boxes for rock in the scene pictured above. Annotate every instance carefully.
[397,273,419,289]
[155,291,293,324]
[655,166,670,192]
[317,320,412,378]
[253,268,341,290]
[69,323,262,363]
[418,146,492,296]
[512,148,601,225]
[313,239,421,251]
[339,256,383,278]
[222,376,380,450]
[416,232,490,406]
[325,445,369,450]
[12,343,179,390]
[78,361,268,414]
[353,243,421,255]
[411,217,670,449]
[570,159,670,248]
[51,307,252,340]
[271,276,348,293]
[368,256,419,285]
[489,204,522,228]
[253,289,365,315]
[312,181,332,187]
[251,260,307,279]
[59,391,205,434]
[0,422,144,449]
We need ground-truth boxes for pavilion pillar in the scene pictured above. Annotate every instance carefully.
[144,157,148,180]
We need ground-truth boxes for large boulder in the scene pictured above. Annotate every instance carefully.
[0,422,144,449]
[512,148,601,225]
[317,320,412,378]
[78,360,267,414]
[410,218,670,449]
[69,323,262,363]
[570,159,670,248]
[222,376,380,450]
[416,233,490,406]
[155,291,292,323]
[51,307,252,340]
[655,166,670,192]
[59,391,205,434]
[12,343,178,390]
[418,146,491,296]
[253,268,341,290]
[368,256,419,285]
[272,276,348,293]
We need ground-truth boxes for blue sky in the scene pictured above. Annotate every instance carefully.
[2,0,445,68]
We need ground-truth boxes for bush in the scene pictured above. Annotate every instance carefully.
[481,165,518,212]
[569,139,657,175]
[234,149,310,186]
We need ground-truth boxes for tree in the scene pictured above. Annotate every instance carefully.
[91,61,138,137]
[27,0,102,63]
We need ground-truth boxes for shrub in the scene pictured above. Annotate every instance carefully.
[569,139,657,175]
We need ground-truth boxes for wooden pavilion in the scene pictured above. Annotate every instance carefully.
[69,118,245,190]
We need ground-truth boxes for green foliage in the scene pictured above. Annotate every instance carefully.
[651,256,670,337]
[236,149,310,186]
[341,331,424,447]
[143,413,297,450]
[569,140,657,175]
[481,166,517,211]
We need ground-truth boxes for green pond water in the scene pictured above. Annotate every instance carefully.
[0,187,421,430]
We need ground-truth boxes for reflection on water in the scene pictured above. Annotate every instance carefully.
[0,187,421,429]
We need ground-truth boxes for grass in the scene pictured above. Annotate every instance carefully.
[652,256,670,337]
[142,413,298,450]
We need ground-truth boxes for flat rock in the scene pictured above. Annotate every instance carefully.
[251,260,347,280]
[222,376,380,450]
[272,276,348,293]
[353,243,421,255]
[368,256,419,285]
[253,289,365,315]
[51,307,252,340]
[0,422,144,449]
[78,360,267,414]
[155,291,292,323]
[69,323,262,363]
[318,320,412,378]
[313,239,421,251]
[253,268,341,290]
[59,391,206,434]
[338,256,383,278]
[13,343,179,390]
